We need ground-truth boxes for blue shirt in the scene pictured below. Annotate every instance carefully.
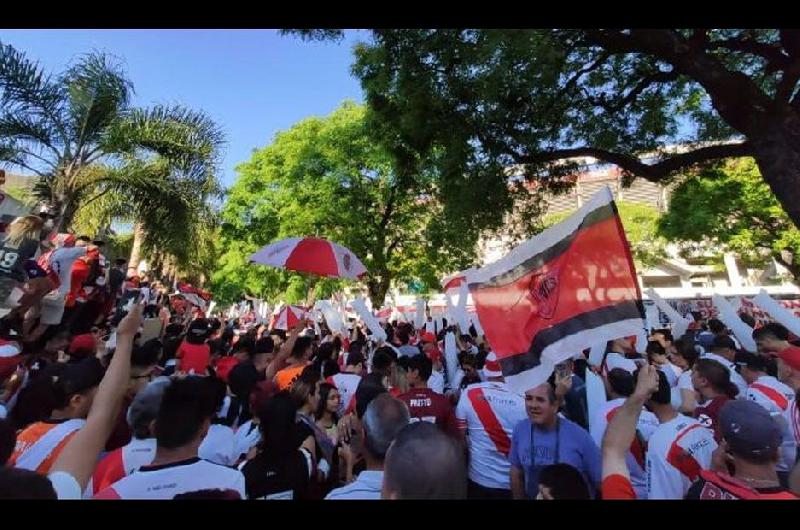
[324,470,383,500]
[508,416,601,499]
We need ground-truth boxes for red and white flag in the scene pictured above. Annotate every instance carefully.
[466,186,645,393]
[177,283,212,311]
[270,305,306,331]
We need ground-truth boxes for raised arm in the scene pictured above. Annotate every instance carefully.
[49,302,144,495]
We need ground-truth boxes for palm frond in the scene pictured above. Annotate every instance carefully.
[0,41,64,119]
[105,104,225,184]
[63,52,133,156]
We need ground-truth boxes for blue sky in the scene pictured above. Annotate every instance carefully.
[0,29,366,187]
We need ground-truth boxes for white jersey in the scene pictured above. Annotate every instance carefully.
[327,372,361,417]
[428,371,445,395]
[86,437,157,497]
[701,352,748,397]
[590,398,659,499]
[49,247,87,296]
[455,381,526,490]
[199,424,238,467]
[646,415,717,500]
[745,375,795,415]
[94,457,246,499]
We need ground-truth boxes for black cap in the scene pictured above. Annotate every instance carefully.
[58,358,105,396]
[711,335,737,351]
[734,351,768,372]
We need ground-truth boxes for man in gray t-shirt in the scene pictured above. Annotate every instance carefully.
[396,327,420,358]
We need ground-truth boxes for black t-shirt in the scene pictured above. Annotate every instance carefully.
[686,474,796,500]
[0,236,39,282]
[240,448,312,500]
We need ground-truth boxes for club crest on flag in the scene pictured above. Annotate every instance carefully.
[529,266,561,319]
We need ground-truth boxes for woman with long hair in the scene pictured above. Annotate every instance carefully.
[314,383,340,445]
[692,358,739,442]
[239,392,314,499]
[0,215,44,308]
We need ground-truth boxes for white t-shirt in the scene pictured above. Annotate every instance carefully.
[671,370,695,410]
[700,352,748,397]
[199,424,238,467]
[646,415,717,500]
[603,352,638,375]
[49,247,87,296]
[590,398,660,499]
[455,381,526,489]
[327,372,361,417]
[428,371,445,395]
[93,457,246,499]
[658,362,683,388]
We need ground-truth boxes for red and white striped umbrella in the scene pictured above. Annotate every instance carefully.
[250,237,367,280]
[270,305,307,331]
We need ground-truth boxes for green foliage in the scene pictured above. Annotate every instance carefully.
[213,102,479,306]
[287,29,800,241]
[659,157,800,277]
[0,42,224,276]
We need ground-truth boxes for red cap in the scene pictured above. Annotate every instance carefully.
[68,333,96,356]
[779,346,800,372]
[420,332,437,343]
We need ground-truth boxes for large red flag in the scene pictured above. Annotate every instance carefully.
[466,186,645,393]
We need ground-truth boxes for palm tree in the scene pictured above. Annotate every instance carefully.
[0,41,224,245]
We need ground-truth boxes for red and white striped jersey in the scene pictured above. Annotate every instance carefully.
[646,415,717,500]
[88,437,156,497]
[745,375,795,415]
[455,381,526,490]
[327,372,361,417]
[590,398,660,499]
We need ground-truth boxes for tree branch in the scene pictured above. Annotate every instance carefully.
[511,141,752,183]
[706,37,791,70]
[585,70,679,113]
[583,30,773,135]
[560,51,611,96]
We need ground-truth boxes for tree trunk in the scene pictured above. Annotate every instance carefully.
[54,199,77,234]
[367,272,391,309]
[751,109,800,230]
[128,222,146,275]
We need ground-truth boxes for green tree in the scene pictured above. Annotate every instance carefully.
[541,201,668,272]
[0,41,224,254]
[286,29,800,233]
[659,157,800,280]
[214,102,478,307]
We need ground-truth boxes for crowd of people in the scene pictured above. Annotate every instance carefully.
[1,212,800,500]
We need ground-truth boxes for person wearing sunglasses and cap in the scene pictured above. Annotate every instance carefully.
[685,399,798,499]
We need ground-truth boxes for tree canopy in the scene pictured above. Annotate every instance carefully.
[659,157,800,280]
[213,102,479,306]
[286,29,800,234]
